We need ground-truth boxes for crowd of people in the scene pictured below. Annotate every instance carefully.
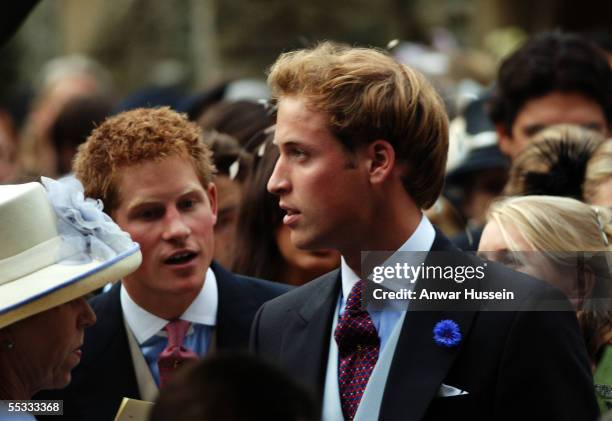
[1,6,612,420]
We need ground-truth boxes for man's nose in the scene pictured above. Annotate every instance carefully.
[267,158,290,195]
[161,207,191,241]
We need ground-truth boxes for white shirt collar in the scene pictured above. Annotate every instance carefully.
[340,214,436,300]
[120,267,218,344]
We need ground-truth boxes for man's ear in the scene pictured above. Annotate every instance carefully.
[366,139,395,184]
[207,182,218,224]
[495,123,514,159]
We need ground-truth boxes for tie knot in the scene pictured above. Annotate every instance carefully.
[158,320,198,388]
[335,280,379,354]
[164,319,191,348]
[345,279,367,313]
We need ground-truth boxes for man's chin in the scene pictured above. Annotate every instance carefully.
[291,232,327,252]
[164,276,205,294]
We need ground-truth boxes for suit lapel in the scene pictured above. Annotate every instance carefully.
[77,283,140,418]
[99,285,141,399]
[214,262,254,349]
[280,270,341,399]
[379,309,476,420]
[379,232,478,421]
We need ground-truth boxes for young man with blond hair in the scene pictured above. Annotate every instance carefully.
[37,107,289,421]
[251,42,598,420]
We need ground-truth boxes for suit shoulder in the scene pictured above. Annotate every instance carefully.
[81,284,125,360]
[233,273,293,296]
[89,282,121,312]
[213,262,292,305]
[259,270,338,312]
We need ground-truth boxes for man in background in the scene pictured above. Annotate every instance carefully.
[489,31,611,160]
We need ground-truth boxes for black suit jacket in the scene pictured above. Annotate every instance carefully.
[37,262,290,421]
[251,233,599,421]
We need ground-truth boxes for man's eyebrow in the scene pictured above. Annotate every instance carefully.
[126,188,203,209]
[179,188,205,197]
[125,198,158,210]
[278,140,306,148]
[123,200,161,218]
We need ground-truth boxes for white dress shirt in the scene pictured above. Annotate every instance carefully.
[120,268,218,386]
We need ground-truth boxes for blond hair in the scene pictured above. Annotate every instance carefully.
[585,138,612,204]
[488,195,612,361]
[488,195,612,255]
[74,107,215,213]
[267,41,448,209]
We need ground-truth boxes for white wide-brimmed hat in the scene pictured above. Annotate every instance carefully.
[0,177,141,329]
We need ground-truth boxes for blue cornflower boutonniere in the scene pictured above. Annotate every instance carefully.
[433,319,462,347]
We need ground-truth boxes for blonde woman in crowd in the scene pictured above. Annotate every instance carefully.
[479,195,612,411]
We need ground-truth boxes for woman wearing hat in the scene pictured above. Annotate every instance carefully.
[0,177,141,417]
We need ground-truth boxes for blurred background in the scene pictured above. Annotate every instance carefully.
[0,0,610,258]
[2,0,610,103]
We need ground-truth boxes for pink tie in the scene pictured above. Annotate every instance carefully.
[157,319,198,388]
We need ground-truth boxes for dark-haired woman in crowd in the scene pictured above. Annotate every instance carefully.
[202,131,252,268]
[232,132,340,285]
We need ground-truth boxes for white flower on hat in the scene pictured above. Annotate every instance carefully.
[41,176,135,264]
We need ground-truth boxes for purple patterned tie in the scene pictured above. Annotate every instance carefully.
[157,319,198,388]
[334,279,380,420]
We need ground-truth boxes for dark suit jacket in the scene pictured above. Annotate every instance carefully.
[36,262,290,421]
[251,233,599,421]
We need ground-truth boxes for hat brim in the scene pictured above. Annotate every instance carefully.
[446,145,509,182]
[0,245,141,329]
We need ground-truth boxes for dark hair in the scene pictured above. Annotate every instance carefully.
[197,100,274,147]
[504,125,605,199]
[231,133,285,280]
[489,32,612,133]
[203,130,252,183]
[150,353,319,421]
[51,95,113,175]
[584,29,612,54]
